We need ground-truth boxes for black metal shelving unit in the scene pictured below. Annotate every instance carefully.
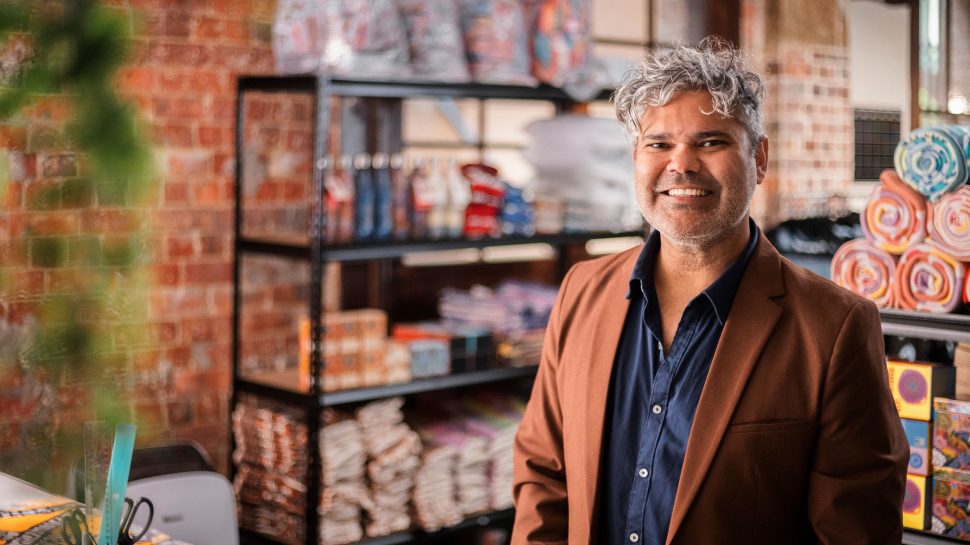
[231,74,640,545]
[881,309,970,544]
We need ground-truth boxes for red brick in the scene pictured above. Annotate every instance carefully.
[155,70,186,93]
[24,180,62,210]
[213,153,234,177]
[132,400,169,429]
[156,124,193,147]
[0,124,27,149]
[81,209,145,233]
[212,98,235,120]
[117,67,155,93]
[4,270,45,294]
[164,11,192,37]
[168,399,193,425]
[167,234,196,259]
[185,70,228,94]
[164,182,190,204]
[152,263,182,286]
[195,16,247,41]
[166,345,192,369]
[27,212,80,236]
[183,317,221,342]
[40,154,78,178]
[197,125,229,147]
[286,129,311,151]
[148,41,209,67]
[149,209,194,231]
[153,96,205,120]
[193,181,223,204]
[4,180,23,207]
[185,262,231,284]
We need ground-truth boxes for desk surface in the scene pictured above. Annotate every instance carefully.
[0,472,190,545]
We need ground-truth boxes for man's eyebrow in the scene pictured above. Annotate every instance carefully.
[639,132,670,140]
[695,130,735,139]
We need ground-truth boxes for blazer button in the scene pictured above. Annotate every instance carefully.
[630,533,640,543]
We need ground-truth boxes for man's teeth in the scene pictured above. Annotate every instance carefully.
[667,188,710,197]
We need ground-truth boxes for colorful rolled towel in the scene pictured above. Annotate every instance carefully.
[894,125,970,202]
[831,238,897,308]
[894,241,967,313]
[927,185,970,261]
[861,169,927,254]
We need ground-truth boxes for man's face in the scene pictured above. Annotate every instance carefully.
[632,90,768,247]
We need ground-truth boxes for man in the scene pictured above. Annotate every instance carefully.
[511,39,907,545]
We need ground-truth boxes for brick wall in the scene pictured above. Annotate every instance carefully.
[1,0,275,483]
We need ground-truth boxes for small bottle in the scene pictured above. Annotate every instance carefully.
[353,153,374,240]
[372,153,393,241]
[389,153,411,240]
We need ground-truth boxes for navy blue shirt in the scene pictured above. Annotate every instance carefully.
[597,218,759,545]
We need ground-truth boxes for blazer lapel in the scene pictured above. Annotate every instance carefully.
[665,234,786,545]
[580,247,638,538]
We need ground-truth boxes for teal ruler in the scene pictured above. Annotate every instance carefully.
[97,423,136,545]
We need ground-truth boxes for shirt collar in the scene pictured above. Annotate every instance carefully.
[625,217,760,326]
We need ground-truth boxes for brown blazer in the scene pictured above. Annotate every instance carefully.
[511,232,908,545]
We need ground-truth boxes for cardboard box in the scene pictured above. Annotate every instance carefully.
[887,360,955,420]
[934,397,970,469]
[956,343,970,399]
[902,418,932,476]
[903,473,931,530]
[932,467,970,538]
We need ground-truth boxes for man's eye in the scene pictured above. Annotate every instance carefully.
[645,142,668,149]
[699,140,726,147]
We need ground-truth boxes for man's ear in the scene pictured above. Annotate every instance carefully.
[755,136,769,185]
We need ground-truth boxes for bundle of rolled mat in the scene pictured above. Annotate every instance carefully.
[928,185,970,261]
[894,241,967,313]
[861,169,927,254]
[894,125,970,202]
[831,238,897,308]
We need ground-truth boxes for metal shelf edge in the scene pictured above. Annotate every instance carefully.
[235,378,312,406]
[903,530,968,544]
[322,366,539,406]
[879,309,970,343]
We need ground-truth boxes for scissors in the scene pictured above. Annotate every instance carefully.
[60,507,92,545]
[117,496,154,545]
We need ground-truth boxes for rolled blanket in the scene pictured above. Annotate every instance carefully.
[894,125,970,202]
[927,185,970,261]
[895,241,967,313]
[831,238,897,308]
[861,169,927,254]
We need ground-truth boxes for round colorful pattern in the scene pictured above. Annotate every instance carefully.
[903,479,922,513]
[895,126,970,202]
[861,169,927,254]
[831,238,897,308]
[895,241,967,313]
[899,369,929,404]
[928,185,970,261]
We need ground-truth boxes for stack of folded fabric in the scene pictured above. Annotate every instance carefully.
[412,438,462,531]
[459,394,527,510]
[833,126,970,314]
[232,395,308,543]
[356,397,421,537]
[319,410,367,545]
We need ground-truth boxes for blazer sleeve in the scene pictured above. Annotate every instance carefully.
[510,264,576,545]
[807,299,908,544]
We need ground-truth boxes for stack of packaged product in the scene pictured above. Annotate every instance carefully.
[886,359,956,532]
[411,421,464,531]
[832,126,970,313]
[299,309,394,392]
[356,397,422,537]
[929,343,970,540]
[319,410,367,545]
[232,395,309,544]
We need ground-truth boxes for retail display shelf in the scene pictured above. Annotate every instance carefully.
[353,508,516,545]
[238,74,612,102]
[879,309,970,343]
[239,231,645,262]
[235,365,539,407]
[903,530,966,544]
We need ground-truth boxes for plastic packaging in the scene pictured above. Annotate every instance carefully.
[443,159,471,238]
[398,0,471,82]
[462,163,506,238]
[458,0,536,85]
[525,0,591,88]
[372,153,394,240]
[409,158,434,239]
[389,154,411,240]
[325,155,356,243]
[273,0,412,79]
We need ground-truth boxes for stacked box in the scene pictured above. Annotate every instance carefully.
[299,309,389,391]
[393,322,495,374]
[887,360,955,420]
[903,419,932,476]
[932,467,970,539]
[905,473,932,530]
[956,343,970,399]
[934,398,970,470]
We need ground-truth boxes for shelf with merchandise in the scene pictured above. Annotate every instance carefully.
[879,309,970,344]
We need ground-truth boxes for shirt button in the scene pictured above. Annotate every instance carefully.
[630,533,640,543]
[652,404,663,414]
[638,468,649,478]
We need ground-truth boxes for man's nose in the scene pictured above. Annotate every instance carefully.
[667,145,700,174]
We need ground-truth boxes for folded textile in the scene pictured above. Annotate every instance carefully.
[928,185,970,261]
[895,241,967,313]
[895,125,970,202]
[830,238,897,308]
[861,169,927,254]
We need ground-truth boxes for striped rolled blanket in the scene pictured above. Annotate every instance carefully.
[861,169,927,254]
[895,125,970,202]
[831,238,897,308]
[927,185,970,261]
[894,241,967,313]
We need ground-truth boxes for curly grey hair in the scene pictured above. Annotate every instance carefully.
[613,38,766,148]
